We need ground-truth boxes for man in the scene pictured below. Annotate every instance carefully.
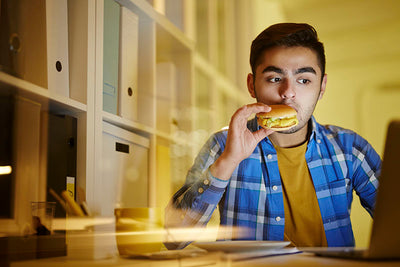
[165,23,381,249]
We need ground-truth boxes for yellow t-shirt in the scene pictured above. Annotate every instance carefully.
[274,141,328,247]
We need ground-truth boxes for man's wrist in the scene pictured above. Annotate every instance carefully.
[209,153,240,180]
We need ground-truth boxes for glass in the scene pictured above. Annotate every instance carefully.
[31,201,56,235]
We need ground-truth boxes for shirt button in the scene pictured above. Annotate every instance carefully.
[272,185,278,191]
[317,139,321,144]
[267,154,273,160]
[275,216,281,222]
[198,187,204,194]
[203,179,210,186]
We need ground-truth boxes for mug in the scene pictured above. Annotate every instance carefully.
[114,207,163,255]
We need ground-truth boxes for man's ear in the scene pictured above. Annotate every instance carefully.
[318,74,328,100]
[247,73,256,99]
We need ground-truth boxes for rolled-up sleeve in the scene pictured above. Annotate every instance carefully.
[164,132,229,249]
[351,134,381,216]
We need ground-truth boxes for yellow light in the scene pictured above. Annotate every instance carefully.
[0,166,12,175]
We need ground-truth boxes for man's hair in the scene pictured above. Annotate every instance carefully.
[250,23,326,80]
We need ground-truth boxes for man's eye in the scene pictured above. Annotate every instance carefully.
[268,77,281,83]
[298,78,310,84]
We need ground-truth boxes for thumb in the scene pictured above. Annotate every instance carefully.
[253,128,273,144]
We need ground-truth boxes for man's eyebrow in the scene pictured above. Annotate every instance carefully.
[262,66,284,74]
[295,67,316,75]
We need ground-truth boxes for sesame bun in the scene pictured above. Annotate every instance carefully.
[257,104,298,131]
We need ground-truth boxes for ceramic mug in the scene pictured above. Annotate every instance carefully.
[114,207,163,255]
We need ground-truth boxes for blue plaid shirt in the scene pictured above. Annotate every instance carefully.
[166,117,381,248]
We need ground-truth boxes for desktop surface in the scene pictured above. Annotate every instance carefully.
[7,250,400,267]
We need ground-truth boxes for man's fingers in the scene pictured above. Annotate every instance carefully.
[253,128,274,143]
[242,103,271,116]
[232,103,271,122]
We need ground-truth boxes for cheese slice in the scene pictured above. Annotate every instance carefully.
[262,115,298,128]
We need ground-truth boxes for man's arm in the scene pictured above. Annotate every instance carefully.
[164,103,272,249]
[164,134,229,249]
[351,134,381,216]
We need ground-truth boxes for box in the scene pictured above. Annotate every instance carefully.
[101,122,150,216]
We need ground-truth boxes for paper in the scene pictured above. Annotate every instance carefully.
[66,176,75,200]
[223,248,301,261]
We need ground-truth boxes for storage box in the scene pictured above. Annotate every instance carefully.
[101,122,150,216]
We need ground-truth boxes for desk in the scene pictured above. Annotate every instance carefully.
[7,252,400,267]
[232,253,400,267]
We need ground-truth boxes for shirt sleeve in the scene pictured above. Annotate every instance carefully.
[164,132,229,249]
[351,133,381,216]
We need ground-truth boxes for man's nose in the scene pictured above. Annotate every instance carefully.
[279,80,296,100]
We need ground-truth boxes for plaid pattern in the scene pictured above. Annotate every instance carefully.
[168,117,381,247]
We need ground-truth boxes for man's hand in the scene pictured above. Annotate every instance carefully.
[210,103,274,180]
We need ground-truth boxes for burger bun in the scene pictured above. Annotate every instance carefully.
[257,104,298,131]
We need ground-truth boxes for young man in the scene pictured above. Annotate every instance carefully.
[165,23,381,249]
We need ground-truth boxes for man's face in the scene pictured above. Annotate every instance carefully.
[248,46,327,134]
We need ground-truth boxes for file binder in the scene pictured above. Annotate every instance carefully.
[11,96,41,230]
[0,0,14,76]
[68,0,88,103]
[46,0,70,96]
[156,62,176,133]
[118,7,139,121]
[4,0,47,88]
[103,0,120,114]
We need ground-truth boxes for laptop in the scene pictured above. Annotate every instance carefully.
[304,120,400,260]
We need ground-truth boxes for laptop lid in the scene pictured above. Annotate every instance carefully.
[368,120,400,259]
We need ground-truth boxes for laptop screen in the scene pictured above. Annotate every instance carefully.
[369,120,400,258]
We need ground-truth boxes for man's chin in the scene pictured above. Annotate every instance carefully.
[279,126,299,134]
[277,121,307,134]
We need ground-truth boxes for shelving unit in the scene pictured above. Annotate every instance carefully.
[0,72,87,115]
[0,0,254,234]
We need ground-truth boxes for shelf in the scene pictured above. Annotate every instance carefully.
[0,71,87,116]
[102,111,192,147]
[116,0,194,52]
[102,111,155,137]
[155,130,193,147]
[193,53,250,102]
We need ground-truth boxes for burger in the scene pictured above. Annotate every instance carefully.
[257,104,299,131]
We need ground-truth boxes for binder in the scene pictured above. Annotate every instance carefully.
[11,96,42,229]
[0,0,14,76]
[156,62,176,134]
[118,7,139,121]
[46,114,77,218]
[46,0,70,96]
[68,0,88,104]
[5,0,47,88]
[103,0,120,114]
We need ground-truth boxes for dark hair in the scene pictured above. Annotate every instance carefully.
[250,23,326,80]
